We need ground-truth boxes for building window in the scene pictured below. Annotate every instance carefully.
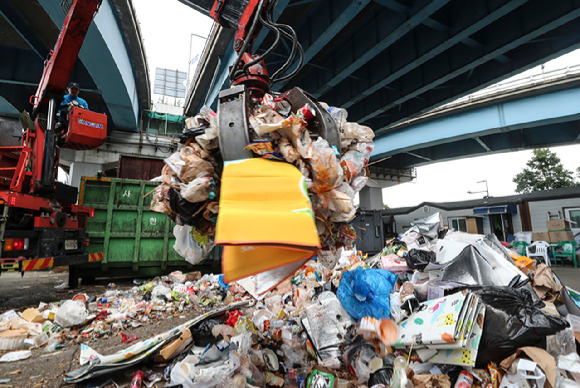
[450,217,467,232]
[565,207,580,229]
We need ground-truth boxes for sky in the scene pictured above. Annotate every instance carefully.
[132,0,214,105]
[131,1,580,209]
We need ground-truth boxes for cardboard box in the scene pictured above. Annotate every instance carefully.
[549,230,574,243]
[547,219,572,231]
[532,232,551,242]
[156,328,192,362]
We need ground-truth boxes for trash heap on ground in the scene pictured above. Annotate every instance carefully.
[2,212,580,386]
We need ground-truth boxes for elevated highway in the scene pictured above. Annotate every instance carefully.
[374,64,580,169]
[0,0,149,131]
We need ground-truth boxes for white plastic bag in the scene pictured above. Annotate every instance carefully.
[170,353,240,388]
[390,291,402,323]
[173,225,214,265]
[500,358,546,388]
[152,285,172,301]
[557,353,580,384]
[55,300,88,327]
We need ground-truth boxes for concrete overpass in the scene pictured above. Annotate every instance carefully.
[0,0,150,130]
[181,0,580,208]
[0,0,176,186]
[373,64,580,169]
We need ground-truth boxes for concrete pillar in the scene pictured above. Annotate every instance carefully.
[69,162,103,190]
[359,186,384,210]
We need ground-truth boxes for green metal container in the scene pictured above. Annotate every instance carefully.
[77,177,218,279]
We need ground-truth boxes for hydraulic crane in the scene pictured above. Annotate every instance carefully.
[0,0,107,287]
[181,0,341,160]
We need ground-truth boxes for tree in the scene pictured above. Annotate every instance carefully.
[513,148,577,194]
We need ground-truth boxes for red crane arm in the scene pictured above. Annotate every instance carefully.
[32,0,102,111]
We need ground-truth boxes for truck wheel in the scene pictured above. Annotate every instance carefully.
[68,266,79,289]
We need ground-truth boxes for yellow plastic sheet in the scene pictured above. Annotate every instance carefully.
[508,252,536,273]
[216,158,320,293]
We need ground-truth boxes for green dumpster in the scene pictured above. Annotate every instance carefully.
[77,177,219,280]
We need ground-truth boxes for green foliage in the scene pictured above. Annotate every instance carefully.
[513,148,577,194]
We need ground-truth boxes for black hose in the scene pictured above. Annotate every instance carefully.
[228,0,266,82]
[241,7,281,72]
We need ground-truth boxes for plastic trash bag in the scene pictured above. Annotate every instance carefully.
[180,177,212,203]
[168,188,205,225]
[152,285,171,301]
[546,316,576,358]
[248,105,289,135]
[173,224,214,265]
[304,291,354,367]
[406,249,435,270]
[390,291,402,323]
[340,150,367,183]
[170,353,240,388]
[410,212,442,239]
[557,353,580,383]
[308,138,343,194]
[179,152,214,184]
[337,267,397,321]
[472,286,569,367]
[55,300,88,328]
[191,319,223,347]
[340,121,375,144]
[344,338,379,383]
[500,358,546,388]
[150,184,174,216]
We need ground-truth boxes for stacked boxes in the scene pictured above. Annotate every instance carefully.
[547,219,574,243]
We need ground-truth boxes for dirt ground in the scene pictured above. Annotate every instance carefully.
[0,271,209,387]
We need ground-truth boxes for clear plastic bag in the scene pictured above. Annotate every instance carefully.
[390,291,402,323]
[307,138,343,193]
[179,153,214,184]
[55,300,88,327]
[340,122,375,144]
[340,150,368,183]
[351,176,368,193]
[180,177,212,203]
[317,189,355,222]
[150,184,173,216]
[547,317,577,359]
[249,106,289,136]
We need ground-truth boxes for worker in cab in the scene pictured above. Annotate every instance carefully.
[56,82,88,131]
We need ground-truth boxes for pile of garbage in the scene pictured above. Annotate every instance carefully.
[2,213,578,386]
[150,95,374,267]
[0,271,241,362]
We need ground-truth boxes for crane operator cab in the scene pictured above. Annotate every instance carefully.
[56,82,107,150]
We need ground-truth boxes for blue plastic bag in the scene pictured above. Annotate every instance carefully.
[337,267,397,321]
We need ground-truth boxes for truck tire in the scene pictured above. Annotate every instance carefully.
[68,265,79,289]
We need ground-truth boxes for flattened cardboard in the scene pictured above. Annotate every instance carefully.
[158,328,192,361]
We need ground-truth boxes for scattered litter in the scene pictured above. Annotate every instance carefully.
[0,351,31,363]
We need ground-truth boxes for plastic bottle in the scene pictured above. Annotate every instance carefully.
[454,370,473,388]
[390,356,409,388]
[130,370,144,388]
[327,106,348,123]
